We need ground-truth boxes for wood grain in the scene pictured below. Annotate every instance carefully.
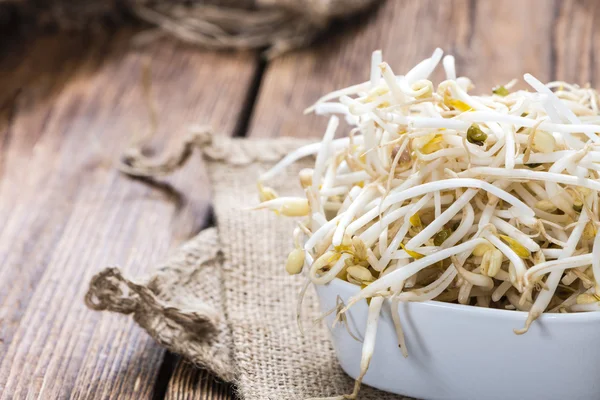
[166,362,234,400]
[553,0,600,85]
[0,30,257,399]
[3,1,600,399]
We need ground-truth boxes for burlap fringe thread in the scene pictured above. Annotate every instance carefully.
[2,0,380,57]
[85,226,236,381]
[85,128,311,386]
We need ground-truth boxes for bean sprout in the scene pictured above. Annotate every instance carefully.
[257,49,600,400]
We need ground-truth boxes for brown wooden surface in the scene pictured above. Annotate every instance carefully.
[0,30,257,399]
[2,0,600,399]
[165,361,234,400]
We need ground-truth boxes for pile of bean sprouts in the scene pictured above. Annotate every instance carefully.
[255,48,600,400]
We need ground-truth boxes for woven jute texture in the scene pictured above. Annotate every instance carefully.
[85,131,408,399]
[2,0,380,57]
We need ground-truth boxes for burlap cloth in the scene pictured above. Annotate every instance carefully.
[85,130,409,399]
[2,0,379,57]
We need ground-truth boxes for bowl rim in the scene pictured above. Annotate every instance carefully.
[327,276,600,322]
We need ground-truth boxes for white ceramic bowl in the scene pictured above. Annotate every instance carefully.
[314,278,600,400]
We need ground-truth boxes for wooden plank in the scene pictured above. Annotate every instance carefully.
[0,30,256,399]
[553,0,600,85]
[166,362,234,400]
[248,0,558,139]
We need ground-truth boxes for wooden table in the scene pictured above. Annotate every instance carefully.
[1,0,599,398]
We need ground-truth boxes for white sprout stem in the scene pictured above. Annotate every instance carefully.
[335,171,371,186]
[541,248,563,259]
[445,80,492,111]
[561,208,590,258]
[367,248,384,271]
[381,178,535,219]
[593,230,600,292]
[407,117,471,130]
[348,194,454,239]
[524,254,592,285]
[490,216,540,252]
[367,125,389,176]
[388,158,444,195]
[321,157,339,192]
[342,94,381,115]
[432,168,442,218]
[389,297,408,358]
[259,135,363,182]
[312,116,340,194]
[523,73,582,125]
[361,297,384,373]
[571,303,600,312]
[416,147,468,162]
[398,267,457,302]
[504,126,516,169]
[319,186,349,197]
[518,207,590,333]
[378,226,388,262]
[442,203,475,248]
[483,233,527,291]
[546,151,583,218]
[457,264,494,288]
[478,204,496,228]
[392,246,441,259]
[251,197,309,215]
[379,63,405,103]
[459,111,600,137]
[304,215,341,251]
[346,201,397,237]
[356,238,487,299]
[405,48,443,83]
[527,182,550,200]
[378,195,433,266]
[515,151,576,164]
[339,186,362,213]
[312,212,328,227]
[370,50,382,87]
[511,183,538,208]
[405,189,477,249]
[313,103,353,122]
[442,55,456,80]
[461,167,600,192]
[333,187,378,246]
[507,290,532,311]
[492,281,513,302]
[309,253,351,285]
[383,222,413,260]
[458,282,474,304]
[552,226,570,243]
[305,81,371,113]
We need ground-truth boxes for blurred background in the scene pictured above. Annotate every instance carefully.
[0,0,598,398]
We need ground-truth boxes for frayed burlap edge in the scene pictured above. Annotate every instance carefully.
[85,129,311,385]
[85,226,237,382]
